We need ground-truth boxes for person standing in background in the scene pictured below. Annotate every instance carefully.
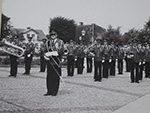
[23,36,35,75]
[76,41,85,74]
[66,40,76,76]
[110,41,118,76]
[102,39,111,78]
[117,43,124,75]
[8,35,20,77]
[90,36,103,81]
[39,38,47,72]
[86,42,93,73]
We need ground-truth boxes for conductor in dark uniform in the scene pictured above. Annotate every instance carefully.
[44,31,64,96]
[23,36,35,75]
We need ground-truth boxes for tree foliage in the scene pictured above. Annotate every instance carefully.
[1,14,12,41]
[49,17,77,43]
[103,25,122,44]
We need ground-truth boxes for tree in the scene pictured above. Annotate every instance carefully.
[103,25,122,44]
[1,14,12,41]
[49,17,77,43]
[142,17,150,41]
[122,28,139,44]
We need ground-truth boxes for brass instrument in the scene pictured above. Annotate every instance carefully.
[1,39,25,57]
[44,40,65,83]
[83,42,96,54]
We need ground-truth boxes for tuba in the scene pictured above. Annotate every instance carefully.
[1,39,25,57]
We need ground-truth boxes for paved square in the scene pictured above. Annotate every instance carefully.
[0,66,150,113]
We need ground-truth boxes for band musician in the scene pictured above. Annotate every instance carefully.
[76,41,85,74]
[110,41,118,76]
[117,43,124,74]
[44,31,64,96]
[39,38,47,72]
[8,35,20,77]
[23,36,35,75]
[144,42,150,78]
[128,39,141,83]
[102,39,111,78]
[66,40,76,76]
[89,36,103,81]
[86,42,93,73]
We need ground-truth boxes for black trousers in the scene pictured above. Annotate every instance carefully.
[94,60,102,81]
[118,59,123,74]
[110,60,116,76]
[125,58,130,72]
[24,54,33,74]
[40,56,46,72]
[145,62,150,77]
[46,61,60,95]
[130,61,140,82]
[77,58,84,74]
[67,56,75,76]
[86,58,92,73]
[139,62,143,80]
[103,60,109,78]
[10,55,18,77]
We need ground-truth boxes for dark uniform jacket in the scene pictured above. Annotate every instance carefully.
[76,45,85,58]
[110,46,118,60]
[102,45,111,60]
[90,44,103,61]
[40,42,47,56]
[45,38,64,65]
[132,47,142,63]
[145,48,150,62]
[118,47,124,59]
[24,42,35,56]
[67,45,76,57]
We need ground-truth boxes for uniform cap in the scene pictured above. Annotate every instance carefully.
[96,36,102,40]
[50,31,57,35]
[42,38,47,41]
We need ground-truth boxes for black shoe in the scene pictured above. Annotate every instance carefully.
[23,73,30,75]
[51,94,57,96]
[44,93,51,96]
[131,81,134,83]
[136,81,140,83]
[8,75,16,77]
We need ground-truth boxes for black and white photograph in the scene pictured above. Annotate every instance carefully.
[0,0,150,112]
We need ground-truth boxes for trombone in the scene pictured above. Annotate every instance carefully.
[44,40,65,83]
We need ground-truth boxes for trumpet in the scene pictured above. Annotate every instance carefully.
[1,39,25,57]
[84,42,96,54]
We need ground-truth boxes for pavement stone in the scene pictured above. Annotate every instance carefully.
[0,64,150,113]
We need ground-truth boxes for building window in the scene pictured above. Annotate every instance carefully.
[27,34,30,38]
[32,34,35,37]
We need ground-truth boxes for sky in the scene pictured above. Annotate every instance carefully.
[1,0,150,35]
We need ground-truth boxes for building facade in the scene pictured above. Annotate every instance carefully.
[76,23,106,45]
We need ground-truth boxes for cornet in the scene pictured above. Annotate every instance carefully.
[1,39,25,57]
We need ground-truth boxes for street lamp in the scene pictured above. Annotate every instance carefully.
[81,29,86,36]
[81,29,86,44]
